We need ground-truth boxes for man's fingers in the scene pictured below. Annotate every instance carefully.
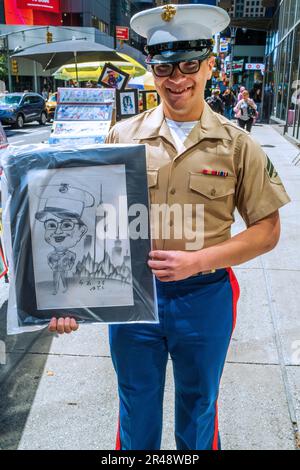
[48,317,57,333]
[156,275,173,282]
[64,317,72,334]
[57,317,65,335]
[148,260,169,270]
[153,270,171,278]
[149,250,169,260]
[48,317,79,334]
[70,318,79,331]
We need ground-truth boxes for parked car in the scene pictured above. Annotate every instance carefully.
[46,92,57,122]
[0,92,48,128]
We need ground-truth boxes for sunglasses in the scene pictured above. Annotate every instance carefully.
[151,60,201,78]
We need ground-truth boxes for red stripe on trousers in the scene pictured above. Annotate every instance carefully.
[115,415,121,450]
[226,267,240,332]
[212,401,219,450]
[212,268,240,450]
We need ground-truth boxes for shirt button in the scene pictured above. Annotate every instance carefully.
[170,188,176,195]
[211,188,216,196]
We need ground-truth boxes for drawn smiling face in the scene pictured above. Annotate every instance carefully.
[44,214,87,251]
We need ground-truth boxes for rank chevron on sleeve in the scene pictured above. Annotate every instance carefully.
[266,155,281,184]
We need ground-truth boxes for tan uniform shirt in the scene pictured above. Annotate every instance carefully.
[106,102,290,251]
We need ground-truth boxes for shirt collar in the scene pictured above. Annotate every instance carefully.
[133,102,231,146]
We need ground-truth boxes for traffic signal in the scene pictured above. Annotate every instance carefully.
[46,31,53,43]
[11,59,18,75]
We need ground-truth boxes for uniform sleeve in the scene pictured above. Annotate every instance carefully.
[235,133,291,226]
[105,124,120,144]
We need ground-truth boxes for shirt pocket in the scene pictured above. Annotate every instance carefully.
[189,172,235,200]
[188,172,236,225]
[189,173,235,221]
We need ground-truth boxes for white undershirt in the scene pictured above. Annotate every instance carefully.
[165,118,198,153]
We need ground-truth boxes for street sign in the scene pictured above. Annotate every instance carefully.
[219,37,230,53]
[226,59,244,73]
[116,26,129,41]
[245,63,265,72]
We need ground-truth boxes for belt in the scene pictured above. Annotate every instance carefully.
[192,269,216,277]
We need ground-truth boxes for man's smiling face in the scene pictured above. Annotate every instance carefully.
[153,56,215,121]
[44,214,87,251]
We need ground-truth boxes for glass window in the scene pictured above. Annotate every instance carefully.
[287,24,300,140]
[280,33,293,121]
[289,0,297,31]
[278,2,284,41]
[283,0,291,38]
[274,41,285,119]
[0,94,22,105]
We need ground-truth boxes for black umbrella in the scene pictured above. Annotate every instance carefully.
[11,39,128,82]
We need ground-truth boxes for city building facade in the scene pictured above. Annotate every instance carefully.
[265,0,300,143]
[0,0,155,92]
[217,0,277,90]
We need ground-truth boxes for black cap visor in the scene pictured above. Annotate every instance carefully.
[145,39,214,64]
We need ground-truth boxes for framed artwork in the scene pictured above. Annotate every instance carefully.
[138,91,144,113]
[57,87,115,105]
[142,90,160,111]
[50,121,111,138]
[55,104,113,121]
[3,145,157,326]
[48,135,107,145]
[116,89,139,120]
[98,63,130,91]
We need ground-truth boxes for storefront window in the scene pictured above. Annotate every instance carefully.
[283,0,291,38]
[289,0,297,31]
[287,24,300,140]
[274,42,284,119]
[280,34,293,121]
[267,0,300,141]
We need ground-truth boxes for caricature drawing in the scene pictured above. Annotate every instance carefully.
[35,183,95,295]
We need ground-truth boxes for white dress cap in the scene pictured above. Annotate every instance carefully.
[130,4,230,46]
[35,184,95,221]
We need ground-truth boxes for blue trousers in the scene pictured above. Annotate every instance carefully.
[109,268,240,450]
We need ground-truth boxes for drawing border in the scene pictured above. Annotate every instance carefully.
[6,145,157,326]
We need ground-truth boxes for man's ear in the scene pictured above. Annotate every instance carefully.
[207,56,216,80]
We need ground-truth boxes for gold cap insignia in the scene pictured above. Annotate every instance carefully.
[161,5,177,22]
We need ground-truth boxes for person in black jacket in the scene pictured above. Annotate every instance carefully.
[206,89,224,115]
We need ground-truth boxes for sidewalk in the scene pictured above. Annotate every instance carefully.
[0,124,300,450]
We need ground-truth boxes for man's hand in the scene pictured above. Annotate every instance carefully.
[48,317,79,335]
[148,250,200,282]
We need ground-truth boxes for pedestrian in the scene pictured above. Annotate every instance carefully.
[250,86,262,122]
[237,85,246,102]
[234,89,257,132]
[206,89,224,114]
[48,3,290,451]
[42,87,49,100]
[222,87,236,120]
